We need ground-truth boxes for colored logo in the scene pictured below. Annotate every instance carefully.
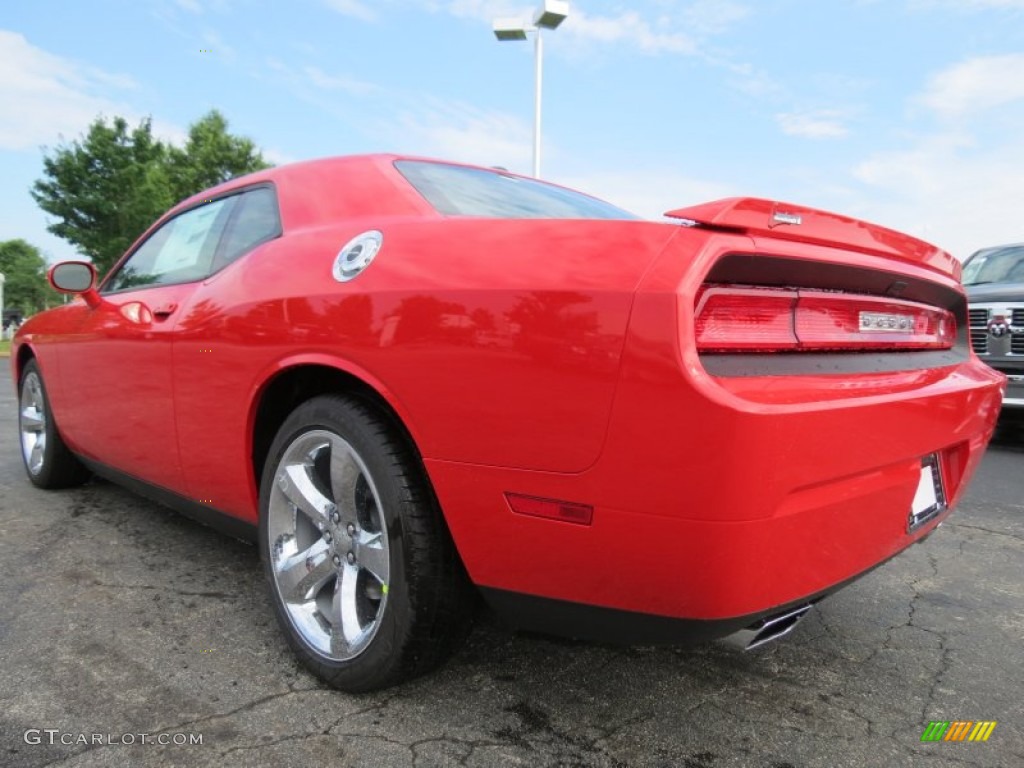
[988,315,1010,338]
[920,721,997,742]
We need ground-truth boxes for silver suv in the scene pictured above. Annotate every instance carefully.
[964,244,1024,416]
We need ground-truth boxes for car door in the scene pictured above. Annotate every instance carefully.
[58,195,238,493]
[171,185,283,517]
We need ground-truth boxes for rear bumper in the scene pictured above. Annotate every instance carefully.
[429,351,1003,625]
[478,528,933,646]
[431,439,983,623]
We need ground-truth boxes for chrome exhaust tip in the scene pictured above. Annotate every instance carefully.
[721,603,814,651]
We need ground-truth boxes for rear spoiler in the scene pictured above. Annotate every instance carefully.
[666,197,960,281]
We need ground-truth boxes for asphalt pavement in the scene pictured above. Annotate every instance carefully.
[0,382,1022,768]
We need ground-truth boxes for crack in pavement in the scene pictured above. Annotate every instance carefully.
[88,582,235,599]
[37,685,323,767]
[947,522,1024,543]
[216,692,402,760]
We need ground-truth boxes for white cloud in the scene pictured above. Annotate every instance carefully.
[682,0,752,35]
[323,0,377,22]
[776,109,850,139]
[170,0,233,13]
[563,10,696,55]
[920,53,1024,117]
[264,58,379,105]
[424,1,531,21]
[263,147,300,166]
[729,65,783,99]
[423,1,738,56]
[854,133,972,195]
[825,52,1024,259]
[559,169,737,220]
[303,65,377,95]
[911,0,1024,9]
[383,98,532,170]
[0,30,151,151]
[852,131,1024,259]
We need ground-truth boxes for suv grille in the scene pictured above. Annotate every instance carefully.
[971,330,988,354]
[967,305,1024,355]
[968,308,989,354]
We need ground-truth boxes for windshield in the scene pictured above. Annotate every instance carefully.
[962,245,1024,285]
[395,160,639,221]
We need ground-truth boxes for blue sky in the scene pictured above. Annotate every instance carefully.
[3,0,1024,263]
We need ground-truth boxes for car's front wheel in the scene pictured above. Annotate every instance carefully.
[259,395,473,692]
[18,360,90,489]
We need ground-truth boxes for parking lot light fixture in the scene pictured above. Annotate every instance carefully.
[534,0,569,30]
[492,2,571,178]
[493,18,529,41]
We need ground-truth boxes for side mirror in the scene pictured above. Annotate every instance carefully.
[49,261,102,309]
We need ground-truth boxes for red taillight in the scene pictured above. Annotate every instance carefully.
[694,287,797,351]
[695,285,955,353]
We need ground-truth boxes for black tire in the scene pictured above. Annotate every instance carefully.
[18,360,91,489]
[258,394,474,692]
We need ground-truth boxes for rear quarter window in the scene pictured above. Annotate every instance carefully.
[395,160,639,221]
[213,186,281,271]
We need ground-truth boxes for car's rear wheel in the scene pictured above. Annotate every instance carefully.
[259,394,473,692]
[18,360,90,489]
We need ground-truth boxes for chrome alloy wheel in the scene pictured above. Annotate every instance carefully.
[267,430,391,661]
[19,371,47,476]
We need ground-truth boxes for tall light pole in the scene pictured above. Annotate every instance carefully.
[493,1,570,178]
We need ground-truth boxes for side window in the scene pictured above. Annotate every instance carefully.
[104,197,236,293]
[213,187,282,272]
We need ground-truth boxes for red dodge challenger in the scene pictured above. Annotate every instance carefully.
[10,155,1005,691]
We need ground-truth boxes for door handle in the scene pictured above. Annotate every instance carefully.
[153,302,178,319]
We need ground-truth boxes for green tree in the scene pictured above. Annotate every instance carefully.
[31,116,172,277]
[31,110,271,277]
[0,239,52,314]
[166,111,271,201]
